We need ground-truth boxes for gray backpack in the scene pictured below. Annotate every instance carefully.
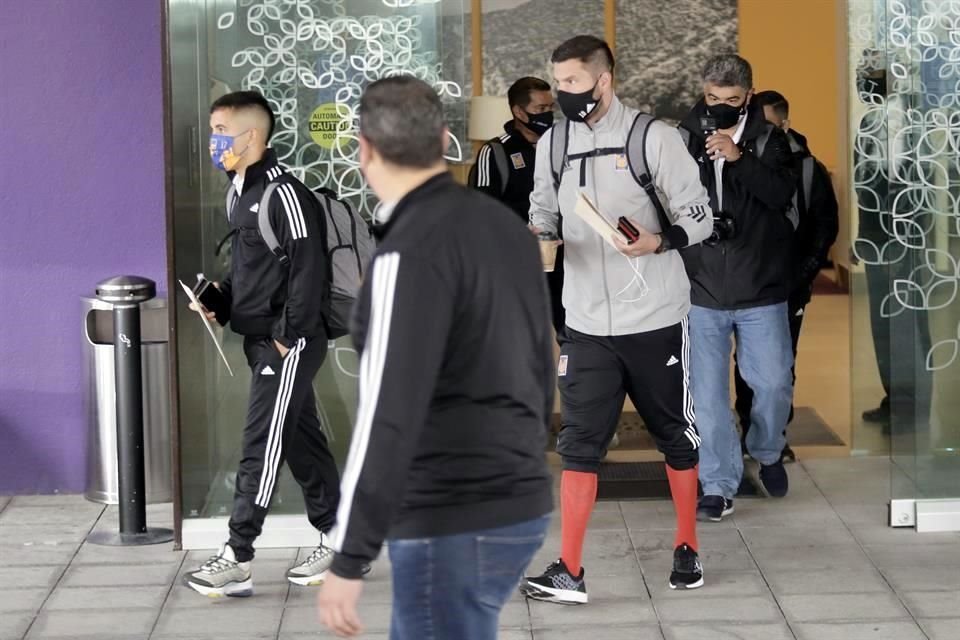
[226,179,376,339]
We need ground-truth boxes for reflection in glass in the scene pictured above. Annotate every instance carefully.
[848,0,960,501]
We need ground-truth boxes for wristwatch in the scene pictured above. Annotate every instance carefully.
[654,233,671,254]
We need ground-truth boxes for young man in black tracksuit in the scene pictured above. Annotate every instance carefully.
[318,77,554,640]
[733,91,839,461]
[469,76,566,336]
[183,91,341,597]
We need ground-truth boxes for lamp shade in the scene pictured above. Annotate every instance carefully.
[468,95,512,141]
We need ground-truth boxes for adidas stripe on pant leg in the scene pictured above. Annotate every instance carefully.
[228,336,339,562]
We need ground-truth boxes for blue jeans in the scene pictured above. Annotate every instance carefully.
[690,304,793,499]
[388,515,549,640]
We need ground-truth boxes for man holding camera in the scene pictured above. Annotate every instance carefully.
[679,55,797,521]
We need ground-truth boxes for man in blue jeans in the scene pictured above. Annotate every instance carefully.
[678,55,797,520]
[317,76,555,639]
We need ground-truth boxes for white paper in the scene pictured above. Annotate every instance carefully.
[179,279,234,377]
[573,192,628,250]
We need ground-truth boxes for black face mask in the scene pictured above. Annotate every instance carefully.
[521,110,554,136]
[557,82,601,122]
[705,102,746,130]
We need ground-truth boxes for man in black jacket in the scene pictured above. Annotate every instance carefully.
[183,91,341,597]
[733,90,839,461]
[679,55,797,520]
[469,76,566,336]
[318,76,554,640]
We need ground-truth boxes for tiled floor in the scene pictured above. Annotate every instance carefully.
[1,458,959,639]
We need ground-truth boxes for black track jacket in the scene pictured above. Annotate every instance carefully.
[328,172,555,579]
[219,149,327,347]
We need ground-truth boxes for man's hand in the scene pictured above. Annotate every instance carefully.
[612,220,661,257]
[274,340,290,358]
[318,574,365,638]
[706,133,742,162]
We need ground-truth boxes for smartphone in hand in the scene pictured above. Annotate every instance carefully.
[193,275,229,324]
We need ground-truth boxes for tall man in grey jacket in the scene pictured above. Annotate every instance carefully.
[521,35,713,603]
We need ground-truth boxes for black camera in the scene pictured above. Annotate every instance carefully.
[704,214,736,247]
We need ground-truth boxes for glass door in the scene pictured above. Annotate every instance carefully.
[166,0,468,546]
[848,0,960,531]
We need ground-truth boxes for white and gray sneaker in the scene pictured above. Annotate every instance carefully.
[287,537,335,586]
[183,544,252,598]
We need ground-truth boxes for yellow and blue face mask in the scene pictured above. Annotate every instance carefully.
[209,130,250,171]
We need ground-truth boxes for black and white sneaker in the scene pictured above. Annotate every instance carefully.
[520,559,588,605]
[697,495,734,522]
[669,543,704,590]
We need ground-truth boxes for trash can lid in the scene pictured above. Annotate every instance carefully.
[96,276,157,304]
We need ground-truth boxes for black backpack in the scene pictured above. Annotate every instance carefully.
[467,138,511,195]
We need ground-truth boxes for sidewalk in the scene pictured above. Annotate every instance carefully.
[1,457,958,639]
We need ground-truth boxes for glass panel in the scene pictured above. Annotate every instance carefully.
[615,0,738,123]
[168,0,467,520]
[849,0,960,500]
[479,0,604,97]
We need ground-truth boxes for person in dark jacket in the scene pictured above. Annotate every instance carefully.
[183,91,342,596]
[317,76,554,640]
[679,55,797,520]
[469,76,566,337]
[733,90,840,461]
[851,54,932,431]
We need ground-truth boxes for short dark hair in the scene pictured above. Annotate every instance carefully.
[754,90,790,119]
[210,91,276,140]
[359,76,445,169]
[507,77,552,110]
[702,54,753,90]
[551,35,615,74]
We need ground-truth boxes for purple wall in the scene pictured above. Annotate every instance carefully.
[0,1,166,494]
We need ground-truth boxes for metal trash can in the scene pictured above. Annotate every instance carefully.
[83,296,172,504]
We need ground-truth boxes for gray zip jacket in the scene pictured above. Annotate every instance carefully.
[529,97,713,336]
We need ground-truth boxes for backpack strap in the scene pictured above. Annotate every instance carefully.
[489,141,510,196]
[625,113,672,232]
[755,123,774,158]
[802,156,815,214]
[225,184,237,222]
[257,181,289,265]
[549,119,570,192]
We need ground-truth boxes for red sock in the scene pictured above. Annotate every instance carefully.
[666,464,699,552]
[560,470,597,576]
